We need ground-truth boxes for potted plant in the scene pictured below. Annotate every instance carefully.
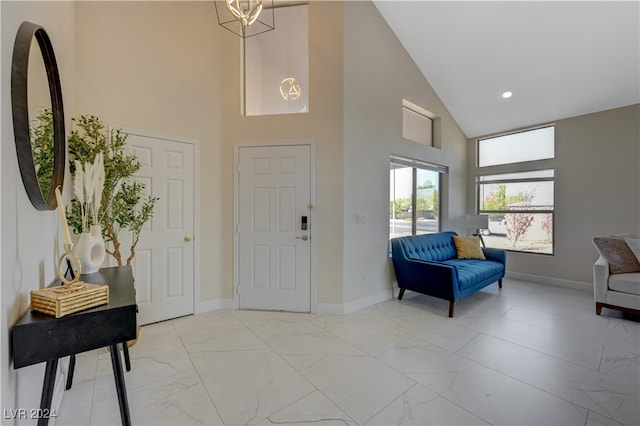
[66,114,158,266]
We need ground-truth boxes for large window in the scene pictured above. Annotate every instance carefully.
[390,157,447,239]
[476,126,555,254]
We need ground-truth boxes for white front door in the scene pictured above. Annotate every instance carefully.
[238,145,311,312]
[125,131,195,325]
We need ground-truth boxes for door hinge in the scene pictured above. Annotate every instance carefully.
[236,163,240,173]
[236,224,240,233]
[236,284,240,295]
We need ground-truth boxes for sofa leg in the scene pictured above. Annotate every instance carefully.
[596,302,603,315]
[448,301,455,318]
[398,288,405,300]
[498,278,503,289]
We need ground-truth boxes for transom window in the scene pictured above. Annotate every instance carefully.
[243,4,309,116]
[402,100,433,146]
[478,125,554,167]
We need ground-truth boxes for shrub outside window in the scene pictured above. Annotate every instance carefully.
[477,170,554,254]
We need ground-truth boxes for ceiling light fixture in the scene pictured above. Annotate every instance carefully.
[227,0,262,26]
[214,0,275,38]
[502,91,513,99]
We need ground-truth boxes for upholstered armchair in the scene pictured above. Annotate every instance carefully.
[592,235,640,316]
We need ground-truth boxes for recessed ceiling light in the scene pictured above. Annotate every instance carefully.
[502,91,513,99]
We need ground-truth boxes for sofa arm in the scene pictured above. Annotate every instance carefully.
[593,256,609,303]
[393,258,460,301]
[482,247,506,265]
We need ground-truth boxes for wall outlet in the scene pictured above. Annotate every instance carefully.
[356,213,368,224]
[361,274,367,285]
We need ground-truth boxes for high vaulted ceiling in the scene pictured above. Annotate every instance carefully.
[373,1,640,138]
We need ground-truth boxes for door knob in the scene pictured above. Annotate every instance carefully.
[296,235,309,241]
[184,236,192,242]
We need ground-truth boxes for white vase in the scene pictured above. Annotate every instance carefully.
[75,224,106,274]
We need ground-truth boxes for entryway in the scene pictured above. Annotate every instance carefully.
[125,129,197,325]
[236,143,314,312]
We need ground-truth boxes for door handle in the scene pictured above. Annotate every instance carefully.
[184,236,192,242]
[296,235,309,241]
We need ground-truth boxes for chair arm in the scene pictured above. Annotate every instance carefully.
[482,247,506,265]
[593,256,609,302]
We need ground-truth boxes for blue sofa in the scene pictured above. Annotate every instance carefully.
[391,231,506,317]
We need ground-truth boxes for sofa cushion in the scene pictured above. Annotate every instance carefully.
[452,236,485,260]
[444,259,504,290]
[593,236,640,274]
[609,273,640,295]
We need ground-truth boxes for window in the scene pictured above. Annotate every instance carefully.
[390,156,447,240]
[478,126,554,167]
[476,126,555,254]
[402,100,437,147]
[244,4,309,116]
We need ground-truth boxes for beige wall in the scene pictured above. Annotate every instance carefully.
[342,1,469,304]
[220,1,345,304]
[468,104,640,286]
[76,1,345,305]
[75,1,224,302]
[1,0,76,414]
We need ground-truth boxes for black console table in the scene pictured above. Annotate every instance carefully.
[12,266,137,426]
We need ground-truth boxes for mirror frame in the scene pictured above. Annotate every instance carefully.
[11,21,65,211]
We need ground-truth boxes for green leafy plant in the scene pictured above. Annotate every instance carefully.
[30,108,55,197]
[67,115,159,266]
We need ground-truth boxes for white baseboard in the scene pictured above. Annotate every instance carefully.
[316,288,394,315]
[196,298,235,314]
[314,303,345,315]
[506,271,591,293]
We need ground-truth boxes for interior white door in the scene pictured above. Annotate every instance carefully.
[238,145,311,312]
[125,132,195,325]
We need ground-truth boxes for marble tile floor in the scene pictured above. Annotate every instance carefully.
[55,279,640,426]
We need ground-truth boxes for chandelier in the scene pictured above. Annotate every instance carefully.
[215,0,275,38]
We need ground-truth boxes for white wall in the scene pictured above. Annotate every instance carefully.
[342,1,469,306]
[468,104,640,287]
[1,0,76,419]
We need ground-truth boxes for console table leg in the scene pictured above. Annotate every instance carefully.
[65,354,76,390]
[109,343,131,426]
[122,341,131,371]
[38,359,58,426]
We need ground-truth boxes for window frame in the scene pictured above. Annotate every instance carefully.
[475,125,556,255]
[477,125,555,167]
[242,3,309,116]
[390,156,448,241]
[402,99,439,147]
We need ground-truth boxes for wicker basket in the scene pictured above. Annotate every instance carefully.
[30,282,109,318]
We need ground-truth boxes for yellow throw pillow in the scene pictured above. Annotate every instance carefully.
[452,236,486,260]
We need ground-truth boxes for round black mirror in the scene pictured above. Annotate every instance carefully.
[11,21,65,210]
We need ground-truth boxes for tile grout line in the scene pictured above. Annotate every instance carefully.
[170,319,227,425]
